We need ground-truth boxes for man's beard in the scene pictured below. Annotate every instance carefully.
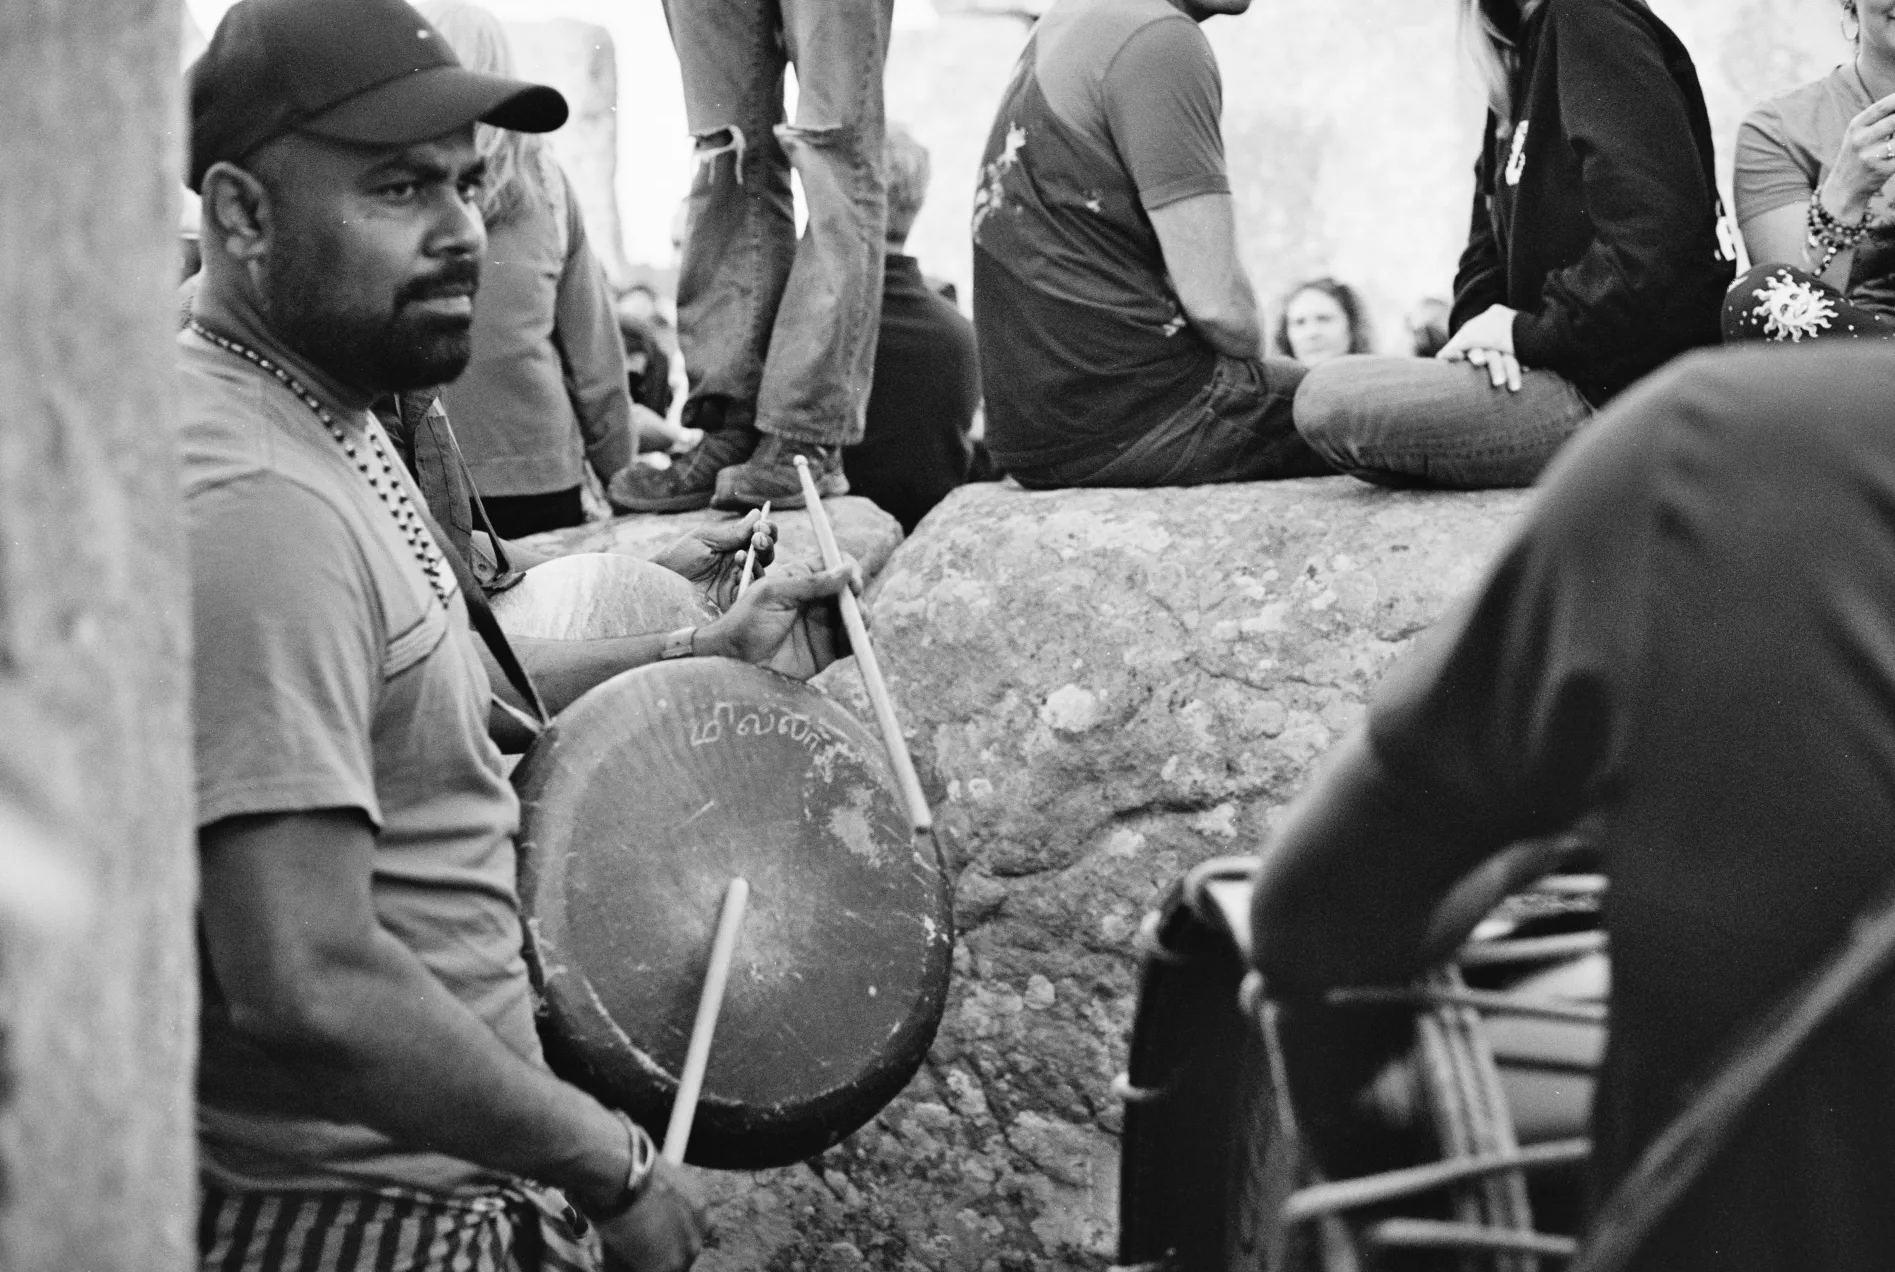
[263,229,479,394]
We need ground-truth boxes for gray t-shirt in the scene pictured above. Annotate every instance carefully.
[1735,65,1895,313]
[971,0,1230,471]
[180,325,544,1194]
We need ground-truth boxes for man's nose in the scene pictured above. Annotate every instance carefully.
[430,189,485,259]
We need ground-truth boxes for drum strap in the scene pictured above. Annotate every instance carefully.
[415,502,549,733]
[1574,871,1895,1272]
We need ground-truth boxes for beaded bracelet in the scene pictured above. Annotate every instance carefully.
[1807,193,1870,276]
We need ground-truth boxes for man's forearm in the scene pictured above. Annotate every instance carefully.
[203,811,636,1211]
[1191,305,1263,360]
[249,923,630,1208]
[512,633,673,715]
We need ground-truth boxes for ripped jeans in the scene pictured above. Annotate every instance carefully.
[662,0,895,447]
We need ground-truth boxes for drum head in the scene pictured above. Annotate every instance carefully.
[514,658,953,1168]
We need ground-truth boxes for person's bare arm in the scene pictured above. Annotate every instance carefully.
[479,556,861,738]
[200,808,629,1201]
[1740,95,1895,289]
[1149,191,1261,359]
[1742,202,1856,291]
[201,809,704,1263]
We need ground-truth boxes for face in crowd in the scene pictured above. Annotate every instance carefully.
[1851,0,1895,57]
[207,125,490,394]
[1283,285,1354,367]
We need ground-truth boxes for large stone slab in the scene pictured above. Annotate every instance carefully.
[689,477,1532,1272]
[519,496,906,583]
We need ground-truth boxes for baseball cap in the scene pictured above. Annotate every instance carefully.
[187,0,568,192]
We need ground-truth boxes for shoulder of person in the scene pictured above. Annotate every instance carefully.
[1067,0,1209,65]
[1746,66,1853,134]
[1542,0,1681,52]
[187,466,366,562]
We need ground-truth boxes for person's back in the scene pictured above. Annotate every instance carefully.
[1253,344,1895,1267]
[973,0,1218,475]
[846,123,978,533]
[971,0,1328,489]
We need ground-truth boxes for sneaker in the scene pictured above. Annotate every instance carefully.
[710,434,849,511]
[608,407,759,513]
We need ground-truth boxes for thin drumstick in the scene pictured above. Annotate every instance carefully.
[792,457,933,834]
[662,877,750,1165]
[737,501,771,599]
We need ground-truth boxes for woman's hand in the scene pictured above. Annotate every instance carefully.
[651,510,777,610]
[1436,304,1523,392]
[1819,92,1895,223]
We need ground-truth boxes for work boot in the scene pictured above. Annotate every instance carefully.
[711,434,849,511]
[608,399,759,513]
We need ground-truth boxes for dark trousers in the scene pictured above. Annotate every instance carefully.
[1011,355,1330,489]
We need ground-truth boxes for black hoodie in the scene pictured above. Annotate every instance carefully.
[1451,0,1735,404]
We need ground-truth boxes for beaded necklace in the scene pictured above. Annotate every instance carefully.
[189,320,453,609]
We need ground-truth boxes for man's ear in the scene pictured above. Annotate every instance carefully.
[200,161,273,267]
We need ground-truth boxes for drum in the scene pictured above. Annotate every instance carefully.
[1118,856,1605,1271]
[513,657,954,1169]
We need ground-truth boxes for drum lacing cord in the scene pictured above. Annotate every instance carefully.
[1272,962,1597,1265]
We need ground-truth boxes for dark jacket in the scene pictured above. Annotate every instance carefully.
[846,255,979,534]
[1451,0,1735,404]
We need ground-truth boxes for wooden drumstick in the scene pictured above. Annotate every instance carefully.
[791,457,934,834]
[737,501,771,599]
[662,876,750,1165]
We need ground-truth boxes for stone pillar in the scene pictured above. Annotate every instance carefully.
[0,2,197,1269]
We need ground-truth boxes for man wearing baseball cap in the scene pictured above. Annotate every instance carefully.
[177,1,854,1267]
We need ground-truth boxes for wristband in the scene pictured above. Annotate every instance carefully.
[660,626,696,661]
[1807,192,1870,275]
[587,1110,658,1221]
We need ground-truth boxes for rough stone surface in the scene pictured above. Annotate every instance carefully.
[0,1,197,1267]
[680,478,1531,1270]
[520,496,907,584]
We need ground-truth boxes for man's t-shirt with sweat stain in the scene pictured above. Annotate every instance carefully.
[971,0,1228,472]
[179,326,544,1196]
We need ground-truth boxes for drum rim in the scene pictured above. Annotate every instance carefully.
[513,657,955,1169]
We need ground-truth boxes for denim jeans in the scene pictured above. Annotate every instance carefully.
[1294,355,1594,490]
[663,0,894,447]
[1011,354,1332,488]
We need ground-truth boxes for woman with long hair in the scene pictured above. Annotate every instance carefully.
[1726,0,1895,344]
[1273,278,1374,366]
[418,1,635,538]
[1293,0,1733,489]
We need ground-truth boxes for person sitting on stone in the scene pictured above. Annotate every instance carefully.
[1725,0,1895,345]
[411,1,636,539]
[844,123,980,534]
[969,0,1333,489]
[177,2,864,1266]
[1252,342,1895,1270]
[1293,0,1733,490]
[1272,277,1374,368]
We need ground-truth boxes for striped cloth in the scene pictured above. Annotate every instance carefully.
[198,1181,602,1272]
